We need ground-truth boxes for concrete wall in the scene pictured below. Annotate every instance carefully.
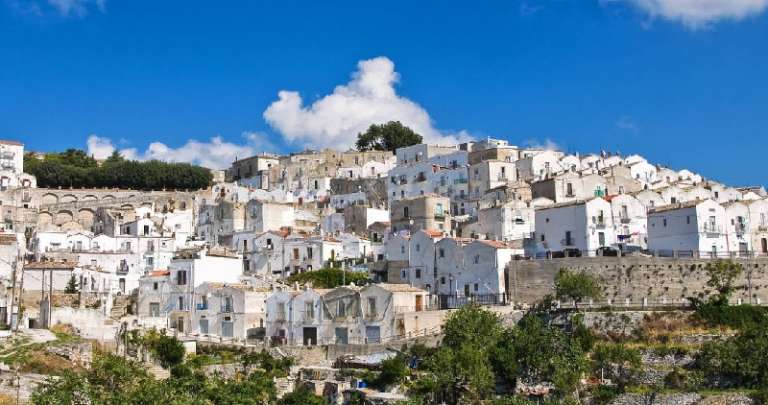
[507,257,768,307]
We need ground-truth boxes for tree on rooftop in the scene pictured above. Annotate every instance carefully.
[355,121,423,152]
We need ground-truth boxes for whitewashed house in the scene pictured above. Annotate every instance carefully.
[535,198,617,256]
[748,199,768,256]
[608,194,648,250]
[647,199,728,258]
[192,283,270,341]
[723,201,752,256]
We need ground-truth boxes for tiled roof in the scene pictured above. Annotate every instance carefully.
[648,200,701,214]
[148,270,170,277]
[25,261,78,270]
[373,283,427,293]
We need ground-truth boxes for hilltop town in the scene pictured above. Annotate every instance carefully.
[1,135,768,404]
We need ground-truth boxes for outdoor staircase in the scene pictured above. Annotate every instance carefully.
[110,295,131,320]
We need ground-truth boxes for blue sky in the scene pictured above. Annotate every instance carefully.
[1,0,767,186]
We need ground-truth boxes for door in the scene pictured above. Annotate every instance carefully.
[221,320,234,338]
[199,319,209,334]
[176,317,184,333]
[739,242,749,257]
[598,232,606,247]
[303,327,317,346]
[119,278,126,294]
[415,295,423,312]
[762,238,767,254]
[366,326,381,344]
[335,327,348,345]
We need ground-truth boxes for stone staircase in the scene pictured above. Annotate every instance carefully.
[110,295,131,320]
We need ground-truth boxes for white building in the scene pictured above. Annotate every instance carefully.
[647,199,728,257]
[535,198,617,256]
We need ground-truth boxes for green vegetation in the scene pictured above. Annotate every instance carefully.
[355,121,422,152]
[31,336,306,405]
[284,267,369,288]
[408,305,591,403]
[25,149,212,190]
[64,275,78,294]
[555,269,603,306]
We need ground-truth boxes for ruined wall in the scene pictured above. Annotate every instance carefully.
[507,257,768,307]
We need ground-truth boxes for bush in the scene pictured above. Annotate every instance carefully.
[152,335,186,369]
[285,268,369,288]
[664,367,703,391]
[695,303,768,330]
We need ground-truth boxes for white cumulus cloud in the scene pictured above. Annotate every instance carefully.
[606,0,768,29]
[263,56,472,149]
[86,135,117,160]
[86,132,275,170]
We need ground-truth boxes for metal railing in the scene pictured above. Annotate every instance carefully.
[437,293,508,309]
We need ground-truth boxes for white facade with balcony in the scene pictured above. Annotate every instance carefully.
[535,198,617,256]
[647,199,728,257]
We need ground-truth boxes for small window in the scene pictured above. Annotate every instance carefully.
[663,218,667,227]
[474,254,480,264]
[415,268,422,279]
[439,248,445,258]
[440,277,446,285]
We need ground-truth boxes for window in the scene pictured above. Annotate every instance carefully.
[440,277,446,285]
[337,301,346,317]
[474,254,480,264]
[474,283,479,292]
[368,297,377,317]
[415,244,420,252]
[293,248,300,260]
[177,296,184,310]
[439,248,445,258]
[149,303,160,317]
[663,218,667,227]
[415,268,422,279]
[403,207,409,218]
[304,301,314,320]
[565,231,572,246]
[400,245,405,254]
[566,183,573,196]
[176,271,187,285]
[541,233,546,242]
[153,282,158,290]
[687,216,691,224]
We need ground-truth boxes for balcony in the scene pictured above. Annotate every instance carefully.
[620,217,631,224]
[220,304,234,313]
[593,218,607,228]
[302,311,315,323]
[196,303,208,311]
[453,178,468,185]
[415,173,427,183]
[700,224,723,235]
[275,311,287,322]
[117,264,129,275]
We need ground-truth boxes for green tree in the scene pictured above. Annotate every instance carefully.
[442,304,503,349]
[278,386,326,405]
[355,121,423,152]
[64,275,78,294]
[373,354,410,389]
[285,267,369,288]
[152,335,186,369]
[555,269,603,307]
[704,259,743,305]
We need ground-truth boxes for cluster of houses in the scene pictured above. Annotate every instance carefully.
[0,136,766,340]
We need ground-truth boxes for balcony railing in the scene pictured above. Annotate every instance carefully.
[620,217,631,224]
[220,304,234,313]
[701,224,723,234]
[196,303,208,310]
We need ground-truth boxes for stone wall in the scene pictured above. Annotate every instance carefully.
[507,257,768,307]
